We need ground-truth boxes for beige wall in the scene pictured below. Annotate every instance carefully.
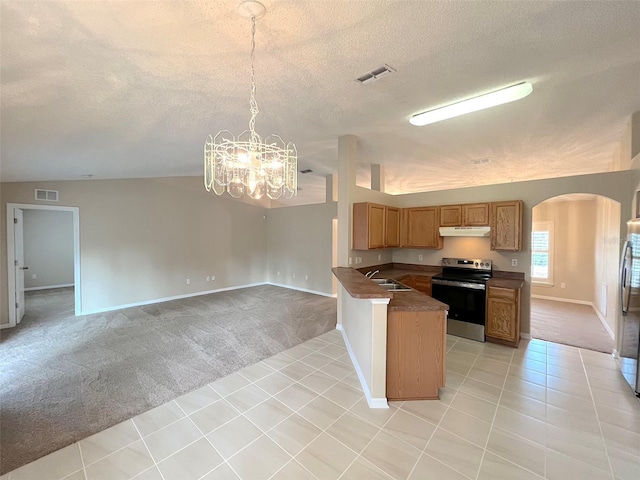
[531,199,597,302]
[1,177,268,323]
[23,209,74,289]
[266,201,337,295]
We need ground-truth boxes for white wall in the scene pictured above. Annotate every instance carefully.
[23,209,74,289]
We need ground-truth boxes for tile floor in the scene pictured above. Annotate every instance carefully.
[2,330,639,480]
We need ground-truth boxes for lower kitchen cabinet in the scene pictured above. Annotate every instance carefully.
[396,275,432,296]
[486,286,521,347]
[386,309,446,400]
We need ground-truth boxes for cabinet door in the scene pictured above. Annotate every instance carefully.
[414,276,432,296]
[440,205,462,227]
[463,203,490,226]
[486,287,520,346]
[491,201,523,251]
[397,275,416,288]
[406,207,443,249]
[385,207,401,247]
[353,203,385,250]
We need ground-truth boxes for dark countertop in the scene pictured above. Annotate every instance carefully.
[332,267,448,312]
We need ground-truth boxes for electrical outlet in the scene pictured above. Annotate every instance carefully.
[378,254,381,261]
[349,257,353,265]
[206,276,210,282]
[186,279,190,284]
[211,275,215,281]
[512,259,518,267]
[31,273,37,279]
[357,257,363,264]
[418,255,423,261]
[561,282,566,288]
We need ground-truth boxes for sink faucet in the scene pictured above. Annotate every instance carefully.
[365,269,380,279]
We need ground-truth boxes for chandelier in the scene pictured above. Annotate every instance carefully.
[204,0,297,200]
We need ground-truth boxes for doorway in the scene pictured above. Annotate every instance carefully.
[529,194,620,353]
[5,203,81,328]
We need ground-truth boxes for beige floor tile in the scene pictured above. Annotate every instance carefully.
[546,388,595,415]
[408,453,470,480]
[206,416,262,459]
[174,385,220,415]
[361,430,422,480]
[279,361,315,381]
[341,371,364,390]
[132,401,185,437]
[545,404,600,434]
[200,463,241,480]
[321,382,363,409]
[400,399,448,425]
[131,466,164,480]
[335,352,353,366]
[255,371,296,395]
[298,352,334,370]
[295,433,357,480]
[237,361,276,382]
[320,360,354,380]
[600,421,640,456]
[225,384,270,413]
[383,409,436,451]
[546,374,591,398]
[282,344,314,360]
[474,357,511,374]
[545,448,612,480]
[85,440,154,480]
[297,395,346,430]
[275,383,318,411]
[244,397,294,432]
[270,460,317,480]
[439,408,492,447]
[156,438,223,480]
[317,344,347,359]
[450,340,485,355]
[607,445,640,480]
[509,357,546,374]
[210,372,251,397]
[266,414,321,456]
[144,417,202,462]
[486,427,545,476]
[459,378,502,403]
[478,452,544,480]
[546,424,610,472]
[587,370,636,393]
[80,419,140,465]
[298,370,338,394]
[444,371,466,390]
[341,456,393,480]
[425,428,484,479]
[449,391,498,423]
[507,367,547,387]
[547,364,588,384]
[227,435,291,480]
[189,399,240,434]
[591,385,640,412]
[595,403,640,434]
[262,352,296,370]
[61,471,86,480]
[326,412,379,453]
[499,390,546,421]
[4,444,83,480]
[349,397,398,427]
[493,406,546,446]
[503,377,546,403]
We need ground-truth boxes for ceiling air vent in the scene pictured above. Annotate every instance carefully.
[35,189,59,202]
[470,158,491,165]
[300,169,313,174]
[356,64,396,84]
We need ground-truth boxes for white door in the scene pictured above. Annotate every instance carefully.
[14,208,26,323]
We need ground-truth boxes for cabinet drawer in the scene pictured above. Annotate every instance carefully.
[488,286,516,300]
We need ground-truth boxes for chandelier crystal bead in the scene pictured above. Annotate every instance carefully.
[204,1,297,201]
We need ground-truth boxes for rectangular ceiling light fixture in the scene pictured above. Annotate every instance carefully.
[410,82,533,126]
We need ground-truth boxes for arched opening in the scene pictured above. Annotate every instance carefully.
[530,194,621,353]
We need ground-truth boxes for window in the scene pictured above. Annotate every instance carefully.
[532,221,553,285]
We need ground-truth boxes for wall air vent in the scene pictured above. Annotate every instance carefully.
[34,189,59,202]
[356,64,396,84]
[300,169,313,174]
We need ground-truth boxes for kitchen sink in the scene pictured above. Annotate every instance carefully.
[370,278,412,292]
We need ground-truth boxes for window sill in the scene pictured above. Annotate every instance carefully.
[532,281,554,287]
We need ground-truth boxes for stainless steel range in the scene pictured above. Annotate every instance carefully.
[431,258,492,342]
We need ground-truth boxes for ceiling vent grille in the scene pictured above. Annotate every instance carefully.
[35,189,59,202]
[471,158,491,165]
[300,169,313,174]
[356,64,396,84]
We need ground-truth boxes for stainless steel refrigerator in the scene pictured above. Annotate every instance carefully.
[618,219,640,397]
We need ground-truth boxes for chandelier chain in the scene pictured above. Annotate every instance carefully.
[249,15,259,145]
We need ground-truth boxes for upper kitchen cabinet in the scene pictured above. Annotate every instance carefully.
[463,203,490,226]
[440,203,490,227]
[405,207,443,249]
[491,200,523,251]
[352,203,400,250]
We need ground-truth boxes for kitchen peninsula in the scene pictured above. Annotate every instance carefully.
[332,266,448,408]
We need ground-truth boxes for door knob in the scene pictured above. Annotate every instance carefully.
[20,267,29,270]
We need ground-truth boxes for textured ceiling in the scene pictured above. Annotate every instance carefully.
[1,0,640,205]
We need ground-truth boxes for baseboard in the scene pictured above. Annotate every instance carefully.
[336,325,388,409]
[24,284,74,292]
[0,323,12,330]
[267,282,336,298]
[520,333,531,340]
[532,294,615,340]
[80,282,268,315]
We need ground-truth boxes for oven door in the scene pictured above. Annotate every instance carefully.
[432,280,486,342]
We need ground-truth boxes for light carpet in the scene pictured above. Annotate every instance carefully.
[0,285,336,474]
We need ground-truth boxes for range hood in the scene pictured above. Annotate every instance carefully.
[439,226,491,237]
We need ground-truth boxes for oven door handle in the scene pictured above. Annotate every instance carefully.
[431,279,486,290]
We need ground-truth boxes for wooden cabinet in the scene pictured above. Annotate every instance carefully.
[387,310,446,400]
[353,203,400,250]
[396,275,432,296]
[440,205,462,227]
[491,200,523,251]
[404,207,443,249]
[463,203,490,226]
[486,286,521,347]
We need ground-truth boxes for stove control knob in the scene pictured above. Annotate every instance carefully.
[480,262,484,267]
[475,262,479,267]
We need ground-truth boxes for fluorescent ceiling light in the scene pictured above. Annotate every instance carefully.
[410,82,533,126]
